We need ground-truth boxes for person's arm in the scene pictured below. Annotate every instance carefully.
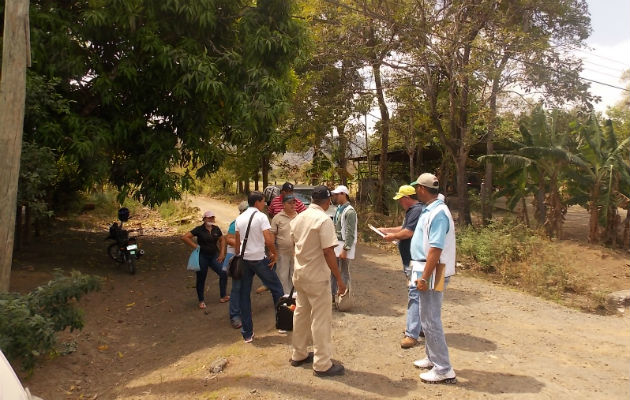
[416,247,442,291]
[416,211,449,291]
[225,233,236,248]
[217,235,226,263]
[378,226,402,234]
[384,228,413,242]
[339,209,357,259]
[324,246,346,295]
[234,231,241,255]
[263,229,277,268]
[181,231,198,250]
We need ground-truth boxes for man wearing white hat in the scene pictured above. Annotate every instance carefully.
[409,173,457,384]
[330,185,357,306]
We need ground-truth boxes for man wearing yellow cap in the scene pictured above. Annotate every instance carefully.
[377,185,425,349]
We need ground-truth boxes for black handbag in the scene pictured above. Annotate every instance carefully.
[228,211,256,280]
[275,287,296,331]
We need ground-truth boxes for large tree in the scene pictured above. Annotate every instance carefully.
[393,0,591,225]
[17,0,305,205]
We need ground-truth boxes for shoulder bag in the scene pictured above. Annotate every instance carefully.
[228,211,256,280]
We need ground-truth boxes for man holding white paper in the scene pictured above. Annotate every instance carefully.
[377,185,425,349]
[409,173,457,384]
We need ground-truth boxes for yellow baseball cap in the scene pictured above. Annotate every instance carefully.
[393,185,416,200]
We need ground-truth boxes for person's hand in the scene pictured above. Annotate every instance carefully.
[339,249,348,259]
[416,278,428,291]
[337,281,347,296]
[217,254,225,263]
[383,233,397,242]
[268,253,277,268]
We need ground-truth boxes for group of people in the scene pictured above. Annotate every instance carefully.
[180,174,456,383]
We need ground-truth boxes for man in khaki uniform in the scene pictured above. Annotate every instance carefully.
[289,186,347,377]
[270,194,297,295]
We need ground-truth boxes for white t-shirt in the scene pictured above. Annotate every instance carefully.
[235,207,271,261]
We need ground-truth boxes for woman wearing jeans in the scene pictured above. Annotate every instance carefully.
[182,210,228,309]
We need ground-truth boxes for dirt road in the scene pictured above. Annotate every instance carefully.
[10,197,630,399]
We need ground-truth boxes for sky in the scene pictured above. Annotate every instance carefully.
[581,0,630,111]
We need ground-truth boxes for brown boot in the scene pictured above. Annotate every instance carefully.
[400,336,418,349]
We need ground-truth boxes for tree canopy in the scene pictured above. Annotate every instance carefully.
[6,0,306,205]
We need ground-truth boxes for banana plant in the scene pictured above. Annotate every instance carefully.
[566,117,630,244]
[480,105,576,237]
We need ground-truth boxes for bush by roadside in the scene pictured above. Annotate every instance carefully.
[455,219,611,312]
[0,271,101,372]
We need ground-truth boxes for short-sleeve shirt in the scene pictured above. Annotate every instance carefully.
[226,220,236,254]
[190,224,223,257]
[268,194,307,218]
[291,204,338,283]
[270,211,296,253]
[398,202,423,266]
[235,208,271,261]
[410,200,451,261]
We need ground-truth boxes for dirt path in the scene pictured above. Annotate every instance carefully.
[10,197,630,400]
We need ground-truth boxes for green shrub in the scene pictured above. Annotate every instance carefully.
[457,218,541,273]
[0,271,101,371]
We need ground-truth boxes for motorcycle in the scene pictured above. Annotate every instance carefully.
[106,207,144,274]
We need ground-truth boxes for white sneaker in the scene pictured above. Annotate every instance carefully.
[413,357,434,369]
[419,368,456,384]
[278,329,288,334]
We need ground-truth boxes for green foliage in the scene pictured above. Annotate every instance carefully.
[524,263,585,300]
[11,0,307,207]
[17,142,58,219]
[0,271,101,371]
[457,219,542,273]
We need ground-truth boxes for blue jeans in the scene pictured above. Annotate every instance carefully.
[239,258,284,339]
[222,253,241,322]
[197,252,227,301]
[419,276,452,373]
[404,263,422,339]
[331,258,350,296]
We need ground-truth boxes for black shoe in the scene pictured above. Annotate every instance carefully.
[314,363,345,377]
[290,352,314,367]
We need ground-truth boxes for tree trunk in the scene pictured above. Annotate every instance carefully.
[408,150,415,182]
[454,153,472,226]
[0,0,30,292]
[534,183,546,226]
[622,206,629,249]
[588,184,600,244]
[261,156,269,190]
[336,123,348,186]
[373,61,389,214]
[521,197,530,227]
[482,53,509,225]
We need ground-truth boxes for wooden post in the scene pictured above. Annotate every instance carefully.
[0,0,30,292]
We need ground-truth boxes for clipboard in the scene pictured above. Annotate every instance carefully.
[410,262,445,291]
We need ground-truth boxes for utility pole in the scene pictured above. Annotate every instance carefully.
[0,0,31,291]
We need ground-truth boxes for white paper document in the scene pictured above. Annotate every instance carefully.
[368,224,399,244]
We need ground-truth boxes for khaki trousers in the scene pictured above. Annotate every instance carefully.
[291,279,333,372]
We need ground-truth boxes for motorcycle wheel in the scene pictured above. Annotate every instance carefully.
[128,255,136,275]
[107,243,124,263]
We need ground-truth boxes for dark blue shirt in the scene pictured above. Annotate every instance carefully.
[398,202,423,266]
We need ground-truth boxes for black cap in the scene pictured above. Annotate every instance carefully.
[311,185,332,200]
[282,182,294,192]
